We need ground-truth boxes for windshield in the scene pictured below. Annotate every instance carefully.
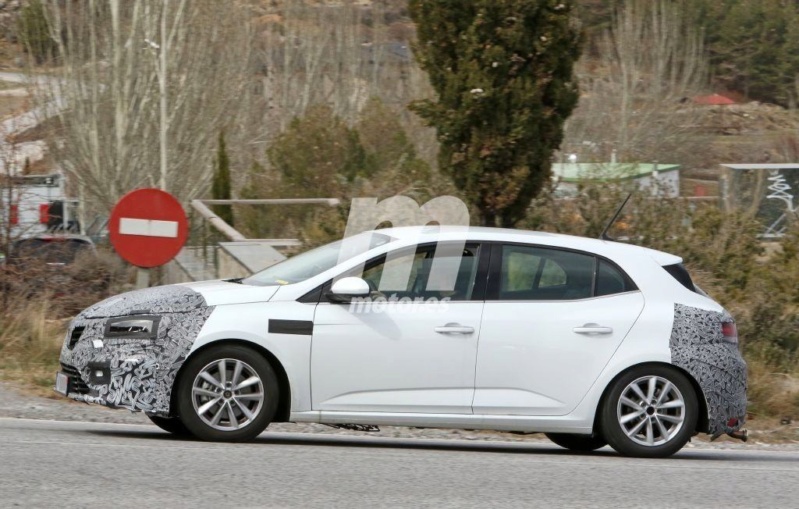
[241,232,395,287]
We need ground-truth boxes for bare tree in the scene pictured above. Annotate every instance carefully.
[246,1,434,153]
[35,0,252,213]
[563,0,708,164]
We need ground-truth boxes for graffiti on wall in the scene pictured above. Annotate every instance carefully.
[764,169,796,237]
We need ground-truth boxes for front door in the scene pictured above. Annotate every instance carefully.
[311,242,487,414]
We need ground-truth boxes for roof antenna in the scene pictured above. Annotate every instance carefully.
[599,193,632,241]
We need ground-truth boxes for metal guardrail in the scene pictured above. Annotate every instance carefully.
[190,198,340,244]
[178,198,341,281]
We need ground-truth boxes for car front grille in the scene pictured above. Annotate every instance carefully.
[60,363,90,394]
[67,326,85,350]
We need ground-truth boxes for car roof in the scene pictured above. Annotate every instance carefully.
[372,226,682,266]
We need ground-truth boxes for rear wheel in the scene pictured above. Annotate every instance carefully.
[147,415,191,436]
[176,345,279,442]
[600,365,697,458]
[545,433,607,452]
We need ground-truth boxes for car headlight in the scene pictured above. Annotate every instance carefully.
[104,316,160,339]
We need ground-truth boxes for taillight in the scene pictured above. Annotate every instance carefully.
[721,320,738,345]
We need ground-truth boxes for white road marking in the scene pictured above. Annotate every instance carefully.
[119,217,178,238]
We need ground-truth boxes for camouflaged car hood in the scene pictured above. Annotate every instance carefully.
[80,281,279,319]
[80,285,208,318]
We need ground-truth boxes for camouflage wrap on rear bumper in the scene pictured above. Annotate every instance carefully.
[58,286,214,417]
[670,304,747,435]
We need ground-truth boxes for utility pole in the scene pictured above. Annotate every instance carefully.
[159,0,169,192]
[139,0,170,289]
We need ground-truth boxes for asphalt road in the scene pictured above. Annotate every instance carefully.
[1,418,798,508]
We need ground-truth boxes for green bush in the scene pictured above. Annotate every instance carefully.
[244,99,441,247]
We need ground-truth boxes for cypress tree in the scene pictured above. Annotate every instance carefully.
[212,131,234,226]
[409,0,582,226]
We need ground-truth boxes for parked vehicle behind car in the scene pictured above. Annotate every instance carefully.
[54,226,747,458]
[5,234,96,268]
[1,234,108,312]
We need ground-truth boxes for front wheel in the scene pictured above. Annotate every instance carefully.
[600,365,698,458]
[176,345,279,442]
[545,433,607,452]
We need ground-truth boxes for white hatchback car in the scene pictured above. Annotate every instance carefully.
[56,227,747,457]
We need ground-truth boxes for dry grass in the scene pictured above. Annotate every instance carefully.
[746,357,799,420]
[0,248,130,397]
[0,298,67,397]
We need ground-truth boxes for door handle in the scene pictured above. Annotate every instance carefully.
[435,323,475,335]
[573,324,613,335]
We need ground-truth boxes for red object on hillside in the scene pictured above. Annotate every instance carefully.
[39,203,50,224]
[694,94,736,106]
[108,188,188,268]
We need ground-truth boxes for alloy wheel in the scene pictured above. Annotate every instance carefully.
[616,375,686,447]
[191,358,265,431]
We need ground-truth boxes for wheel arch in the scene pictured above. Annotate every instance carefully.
[592,362,709,435]
[172,338,292,423]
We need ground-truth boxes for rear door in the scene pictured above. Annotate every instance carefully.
[473,243,644,416]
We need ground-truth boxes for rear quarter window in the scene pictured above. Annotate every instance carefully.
[663,263,696,292]
[596,259,635,296]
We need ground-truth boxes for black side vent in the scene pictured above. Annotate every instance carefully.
[67,326,85,350]
[60,363,90,394]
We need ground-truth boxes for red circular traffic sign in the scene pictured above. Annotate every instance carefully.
[109,188,189,268]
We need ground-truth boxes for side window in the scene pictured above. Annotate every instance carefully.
[362,251,426,293]
[499,245,594,301]
[501,247,541,292]
[539,259,567,288]
[493,244,638,301]
[596,259,634,297]
[342,243,483,302]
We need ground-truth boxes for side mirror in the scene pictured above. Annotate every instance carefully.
[327,277,371,303]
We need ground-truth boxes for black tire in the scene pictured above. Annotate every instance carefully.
[176,344,280,442]
[147,414,191,436]
[545,433,607,452]
[600,365,698,458]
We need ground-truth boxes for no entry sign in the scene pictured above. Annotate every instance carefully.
[109,188,189,268]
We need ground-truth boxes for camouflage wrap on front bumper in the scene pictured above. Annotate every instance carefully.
[670,304,747,435]
[58,285,214,417]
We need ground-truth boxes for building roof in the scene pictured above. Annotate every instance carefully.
[552,163,681,183]
[721,164,799,171]
[694,94,736,106]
